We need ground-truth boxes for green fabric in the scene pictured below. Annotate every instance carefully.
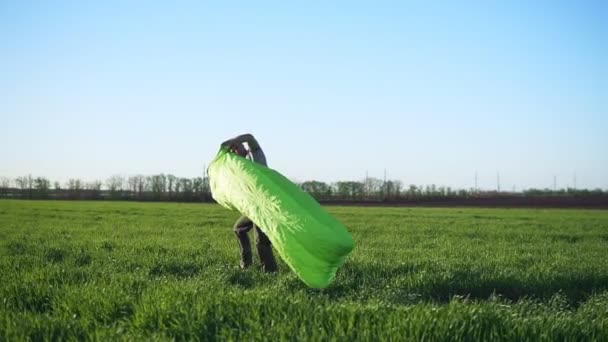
[208,147,354,288]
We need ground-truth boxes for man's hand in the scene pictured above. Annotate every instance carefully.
[229,143,248,157]
[221,133,259,155]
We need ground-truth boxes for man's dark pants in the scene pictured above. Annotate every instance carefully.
[234,216,277,272]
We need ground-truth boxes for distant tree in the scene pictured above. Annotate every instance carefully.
[144,176,156,192]
[380,180,402,200]
[167,174,177,198]
[14,177,26,199]
[67,179,83,191]
[201,175,210,200]
[202,174,210,190]
[193,177,205,199]
[0,176,10,188]
[333,182,347,199]
[147,174,167,200]
[127,176,137,195]
[88,181,102,190]
[150,174,167,198]
[364,177,383,198]
[174,177,182,194]
[106,175,125,194]
[66,178,83,199]
[390,180,403,199]
[179,178,193,200]
[145,176,154,193]
[34,177,51,198]
[86,180,102,200]
[54,181,61,191]
[0,177,10,196]
[15,175,34,198]
[406,184,417,199]
[136,175,146,198]
[352,181,365,199]
[27,175,34,192]
[394,180,403,195]
[106,175,123,200]
[300,180,330,199]
[159,174,167,193]
[334,181,364,199]
[127,175,145,199]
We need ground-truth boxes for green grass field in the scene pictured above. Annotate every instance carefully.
[1,200,608,341]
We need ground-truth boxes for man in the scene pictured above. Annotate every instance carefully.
[221,133,278,273]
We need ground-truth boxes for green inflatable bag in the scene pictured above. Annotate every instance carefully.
[208,147,354,288]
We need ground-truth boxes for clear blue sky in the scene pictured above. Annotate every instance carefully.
[1,1,606,190]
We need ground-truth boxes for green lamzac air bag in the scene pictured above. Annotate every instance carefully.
[208,147,354,288]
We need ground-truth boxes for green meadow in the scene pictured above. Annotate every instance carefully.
[1,200,607,340]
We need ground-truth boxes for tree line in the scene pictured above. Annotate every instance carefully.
[0,174,210,202]
[0,174,605,203]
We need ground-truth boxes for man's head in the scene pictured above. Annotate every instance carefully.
[229,143,248,157]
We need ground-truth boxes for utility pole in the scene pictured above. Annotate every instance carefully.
[384,169,387,187]
[365,170,369,197]
[202,163,207,201]
[553,175,557,191]
[496,171,500,192]
[474,171,478,193]
[202,163,207,185]
[383,169,387,198]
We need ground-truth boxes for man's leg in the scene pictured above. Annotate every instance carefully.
[233,216,254,269]
[254,225,277,273]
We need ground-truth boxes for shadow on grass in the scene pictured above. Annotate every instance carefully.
[148,261,202,279]
[4,284,54,313]
[44,247,66,263]
[226,271,255,289]
[304,262,608,306]
[5,240,29,255]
